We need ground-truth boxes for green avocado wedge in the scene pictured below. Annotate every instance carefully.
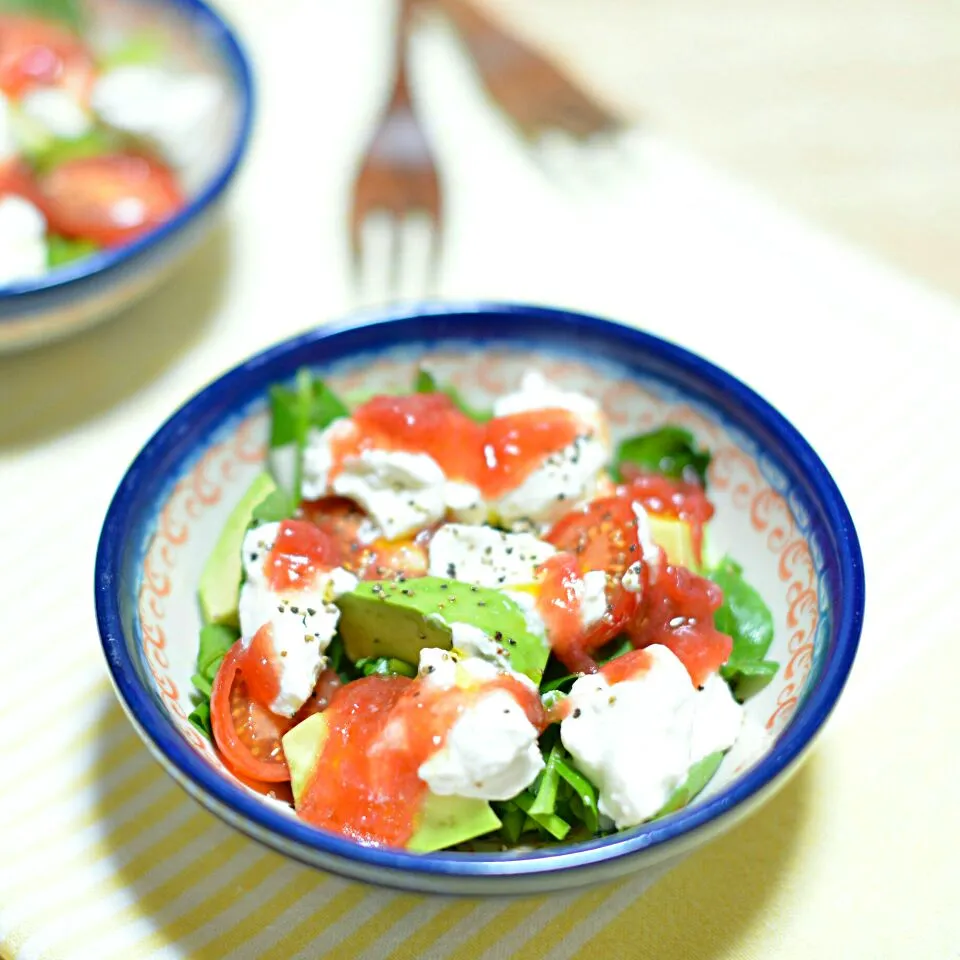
[198,472,278,626]
[335,577,551,684]
[648,515,700,571]
[655,750,726,817]
[282,712,502,852]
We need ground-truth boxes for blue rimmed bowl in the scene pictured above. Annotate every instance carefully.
[95,302,864,896]
[0,0,254,353]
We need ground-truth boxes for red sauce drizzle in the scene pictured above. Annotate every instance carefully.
[600,647,654,686]
[298,672,544,848]
[263,519,341,592]
[626,564,733,688]
[331,394,582,500]
[619,469,715,566]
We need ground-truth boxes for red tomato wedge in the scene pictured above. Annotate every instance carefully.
[211,643,340,784]
[0,158,41,204]
[211,643,292,783]
[543,496,643,672]
[262,519,342,592]
[626,563,733,688]
[36,153,185,247]
[0,15,95,100]
[235,623,281,712]
[300,497,430,581]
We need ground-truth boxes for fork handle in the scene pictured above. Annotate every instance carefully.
[389,0,418,106]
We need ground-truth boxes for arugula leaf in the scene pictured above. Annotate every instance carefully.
[528,746,563,818]
[196,623,238,679]
[540,638,632,697]
[709,556,774,661]
[0,0,83,30]
[540,673,576,695]
[250,488,295,524]
[657,750,726,816]
[268,369,349,502]
[414,367,492,422]
[707,556,779,701]
[354,657,417,679]
[187,701,212,739]
[512,790,571,840]
[269,370,348,448]
[720,659,779,703]
[188,624,237,739]
[47,234,99,269]
[492,801,526,845]
[554,754,600,834]
[28,128,119,175]
[613,426,711,486]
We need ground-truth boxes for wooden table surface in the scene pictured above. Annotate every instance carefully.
[480,0,960,302]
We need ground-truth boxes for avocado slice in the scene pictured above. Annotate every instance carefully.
[335,577,550,683]
[655,749,726,817]
[282,712,502,852]
[198,471,278,626]
[648,515,700,571]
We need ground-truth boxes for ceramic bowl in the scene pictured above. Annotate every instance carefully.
[0,0,254,353]
[95,302,865,896]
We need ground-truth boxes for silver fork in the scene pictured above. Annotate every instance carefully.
[349,0,443,301]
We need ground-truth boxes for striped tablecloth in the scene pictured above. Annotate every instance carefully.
[1,2,957,957]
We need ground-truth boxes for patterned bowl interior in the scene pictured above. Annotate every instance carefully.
[136,342,831,825]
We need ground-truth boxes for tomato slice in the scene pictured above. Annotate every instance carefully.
[0,15,94,100]
[300,497,429,581]
[0,158,42,205]
[263,518,343,592]
[626,563,733,688]
[546,496,640,577]
[36,153,185,247]
[210,642,292,783]
[235,624,281,712]
[543,496,644,672]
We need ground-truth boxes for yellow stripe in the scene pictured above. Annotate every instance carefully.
[14,704,132,785]
[0,933,22,960]
[449,896,549,960]
[5,735,158,854]
[183,868,332,958]
[5,666,109,720]
[514,884,614,957]
[314,892,424,960]
[32,810,224,954]
[255,883,374,960]
[382,899,482,960]
[117,852,288,959]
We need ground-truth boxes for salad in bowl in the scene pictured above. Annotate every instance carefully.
[188,366,780,853]
[0,0,228,283]
[0,0,251,351]
[96,304,863,894]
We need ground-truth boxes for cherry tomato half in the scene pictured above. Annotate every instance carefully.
[0,15,94,100]
[36,153,185,247]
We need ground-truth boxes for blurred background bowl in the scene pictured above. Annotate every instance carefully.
[0,0,254,353]
[95,302,864,896]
